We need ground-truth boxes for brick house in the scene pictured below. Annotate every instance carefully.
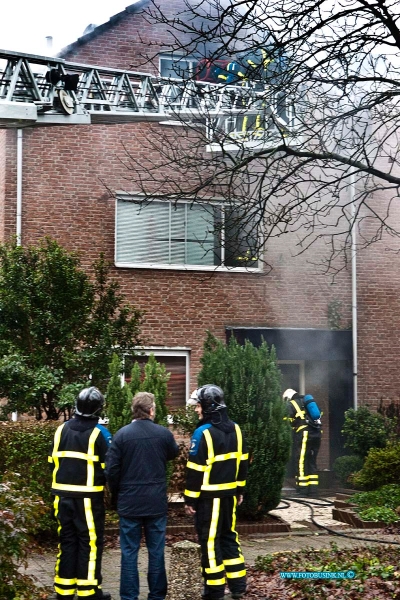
[1,0,400,470]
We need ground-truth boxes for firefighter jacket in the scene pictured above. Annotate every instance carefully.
[184,412,248,507]
[285,398,321,436]
[48,415,112,498]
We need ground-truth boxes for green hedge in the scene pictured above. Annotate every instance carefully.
[0,421,58,535]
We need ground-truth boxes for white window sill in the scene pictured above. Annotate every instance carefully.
[115,261,261,273]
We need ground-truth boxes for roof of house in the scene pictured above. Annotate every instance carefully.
[58,0,148,57]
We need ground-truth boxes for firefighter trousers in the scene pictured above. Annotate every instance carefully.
[53,495,105,598]
[195,496,246,600]
[294,429,321,492]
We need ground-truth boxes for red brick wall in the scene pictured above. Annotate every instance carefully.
[4,121,352,399]
[61,0,199,73]
[0,131,6,242]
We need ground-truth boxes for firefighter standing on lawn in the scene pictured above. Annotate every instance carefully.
[283,388,322,496]
[48,387,112,600]
[185,385,248,600]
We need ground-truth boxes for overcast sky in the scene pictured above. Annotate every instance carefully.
[1,1,136,56]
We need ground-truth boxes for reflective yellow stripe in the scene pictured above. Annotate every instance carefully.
[55,585,77,595]
[236,480,246,487]
[241,453,249,460]
[206,577,226,585]
[235,424,242,479]
[205,565,225,574]
[224,557,244,566]
[77,579,98,586]
[87,428,101,487]
[184,489,200,498]
[298,430,308,479]
[296,425,307,432]
[291,399,306,420]
[53,451,100,461]
[226,570,247,578]
[203,429,214,487]
[48,456,53,463]
[84,498,98,584]
[52,423,66,487]
[53,496,62,580]
[309,474,318,480]
[77,591,96,597]
[201,482,237,491]
[187,461,208,472]
[207,452,240,464]
[55,576,77,585]
[52,483,104,492]
[207,498,220,568]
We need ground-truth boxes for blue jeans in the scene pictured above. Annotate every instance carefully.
[119,514,168,600]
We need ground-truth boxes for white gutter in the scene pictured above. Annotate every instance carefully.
[16,128,23,245]
[350,172,358,409]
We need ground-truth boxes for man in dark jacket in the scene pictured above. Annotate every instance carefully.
[105,392,179,600]
[48,386,112,600]
[185,385,248,600]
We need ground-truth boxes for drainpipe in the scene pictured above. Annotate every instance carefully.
[12,128,23,422]
[16,129,23,246]
[351,171,358,410]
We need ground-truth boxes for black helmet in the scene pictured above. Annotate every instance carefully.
[197,384,226,414]
[75,386,104,418]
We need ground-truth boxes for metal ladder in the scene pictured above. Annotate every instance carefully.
[0,49,294,148]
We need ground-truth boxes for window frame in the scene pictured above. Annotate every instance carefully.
[115,195,262,273]
[122,347,190,409]
[159,53,198,80]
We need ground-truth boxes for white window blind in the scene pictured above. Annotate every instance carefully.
[116,198,259,270]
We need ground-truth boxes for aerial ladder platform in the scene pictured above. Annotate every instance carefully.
[0,49,294,149]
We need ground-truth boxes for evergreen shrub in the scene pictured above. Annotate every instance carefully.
[341,406,394,458]
[332,455,364,487]
[106,353,170,434]
[351,443,400,490]
[0,421,57,535]
[198,332,291,519]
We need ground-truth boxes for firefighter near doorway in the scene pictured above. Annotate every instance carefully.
[283,388,322,496]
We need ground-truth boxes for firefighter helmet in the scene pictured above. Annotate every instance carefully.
[187,389,199,406]
[75,386,104,417]
[197,384,226,414]
[283,388,298,401]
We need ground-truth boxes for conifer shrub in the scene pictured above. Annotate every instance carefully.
[198,332,291,519]
[106,353,171,434]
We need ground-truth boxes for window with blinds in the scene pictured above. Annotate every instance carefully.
[115,198,260,270]
[125,354,187,411]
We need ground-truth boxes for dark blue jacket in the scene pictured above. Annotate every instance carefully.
[105,419,179,517]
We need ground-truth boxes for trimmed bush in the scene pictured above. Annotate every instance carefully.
[341,406,394,458]
[198,332,291,519]
[0,421,58,536]
[332,455,364,487]
[352,443,400,490]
